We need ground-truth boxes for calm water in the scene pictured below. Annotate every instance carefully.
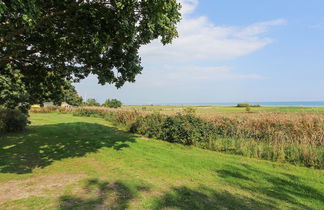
[156,101,324,107]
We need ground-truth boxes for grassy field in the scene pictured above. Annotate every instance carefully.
[1,113,324,209]
[127,105,324,114]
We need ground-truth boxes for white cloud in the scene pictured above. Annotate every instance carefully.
[134,65,263,88]
[137,0,285,85]
[141,0,285,62]
[309,22,324,29]
[235,19,286,38]
[179,0,198,15]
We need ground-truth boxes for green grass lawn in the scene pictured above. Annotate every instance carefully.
[0,113,324,209]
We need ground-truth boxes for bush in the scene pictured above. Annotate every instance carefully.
[237,103,260,107]
[102,99,122,108]
[236,103,249,107]
[84,98,100,106]
[183,106,196,114]
[130,113,165,138]
[72,107,140,126]
[29,106,59,113]
[73,108,103,117]
[131,113,215,146]
[0,108,29,134]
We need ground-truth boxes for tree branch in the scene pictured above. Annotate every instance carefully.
[1,10,68,43]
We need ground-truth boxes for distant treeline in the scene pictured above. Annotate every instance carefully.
[236,103,261,107]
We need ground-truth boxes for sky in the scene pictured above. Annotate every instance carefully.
[75,0,324,105]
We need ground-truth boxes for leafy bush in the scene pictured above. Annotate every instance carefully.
[236,103,249,107]
[29,106,59,113]
[237,104,260,107]
[183,106,197,114]
[72,107,140,126]
[73,108,103,117]
[0,108,29,134]
[102,99,122,108]
[130,113,165,138]
[131,113,215,146]
[0,119,5,133]
[84,98,100,107]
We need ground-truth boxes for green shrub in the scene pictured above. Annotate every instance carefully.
[162,114,206,145]
[73,108,103,117]
[83,98,100,106]
[130,113,165,138]
[183,106,197,115]
[0,119,5,133]
[102,99,122,108]
[0,108,29,134]
[131,113,215,146]
[237,103,250,107]
[29,106,59,113]
[237,103,260,107]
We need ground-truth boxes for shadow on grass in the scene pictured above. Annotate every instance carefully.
[59,178,149,210]
[0,122,136,174]
[216,164,324,209]
[153,185,274,210]
[153,164,324,210]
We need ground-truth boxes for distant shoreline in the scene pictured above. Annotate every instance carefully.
[127,101,324,107]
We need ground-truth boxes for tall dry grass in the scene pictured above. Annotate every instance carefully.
[199,112,324,146]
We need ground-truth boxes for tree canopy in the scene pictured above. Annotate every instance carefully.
[0,0,181,109]
[103,98,122,108]
[60,82,83,106]
[84,98,100,107]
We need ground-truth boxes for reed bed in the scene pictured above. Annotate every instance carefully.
[30,106,324,168]
[197,112,324,168]
[199,112,324,146]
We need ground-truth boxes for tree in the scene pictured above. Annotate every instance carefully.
[0,66,30,113]
[84,99,100,107]
[103,98,122,108]
[0,0,181,110]
[61,82,83,106]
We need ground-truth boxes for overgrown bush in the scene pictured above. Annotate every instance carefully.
[131,113,215,147]
[237,104,260,107]
[237,103,250,107]
[183,106,197,114]
[102,99,122,108]
[0,108,29,134]
[83,98,100,106]
[130,113,166,138]
[72,107,141,126]
[29,106,59,113]
[72,108,103,117]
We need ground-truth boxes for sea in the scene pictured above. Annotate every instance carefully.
[149,101,324,107]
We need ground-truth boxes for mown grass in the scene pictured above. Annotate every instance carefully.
[0,113,324,209]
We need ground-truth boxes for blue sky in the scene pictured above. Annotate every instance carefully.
[75,0,324,104]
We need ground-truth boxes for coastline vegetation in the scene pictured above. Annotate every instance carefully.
[29,106,324,168]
